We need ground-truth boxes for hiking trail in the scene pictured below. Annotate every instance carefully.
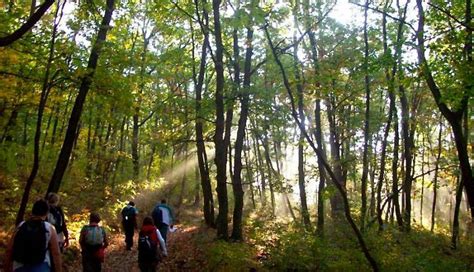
[67,223,209,271]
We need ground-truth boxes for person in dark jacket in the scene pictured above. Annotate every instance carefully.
[46,193,69,252]
[121,201,138,250]
[151,199,174,242]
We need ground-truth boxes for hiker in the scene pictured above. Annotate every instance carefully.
[46,193,69,252]
[79,212,108,272]
[4,199,62,272]
[121,201,138,250]
[151,199,174,242]
[138,216,168,272]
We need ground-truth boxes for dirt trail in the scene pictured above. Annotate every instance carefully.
[68,224,208,271]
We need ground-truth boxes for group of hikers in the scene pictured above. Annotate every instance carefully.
[3,194,174,272]
[121,200,174,272]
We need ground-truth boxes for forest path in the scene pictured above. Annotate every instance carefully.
[69,223,209,271]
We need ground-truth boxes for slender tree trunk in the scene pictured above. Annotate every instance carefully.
[16,1,63,225]
[431,118,442,232]
[266,27,379,271]
[451,174,463,249]
[360,0,371,231]
[22,111,29,146]
[46,0,115,194]
[0,0,54,47]
[212,0,228,240]
[245,130,256,209]
[416,0,474,221]
[50,106,59,146]
[303,0,326,235]
[292,0,310,229]
[193,0,215,228]
[231,0,256,240]
[1,107,18,142]
[326,95,345,216]
[420,136,425,225]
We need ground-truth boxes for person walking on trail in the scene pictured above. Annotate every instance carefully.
[138,216,167,272]
[4,199,63,272]
[151,199,174,242]
[46,193,69,252]
[121,201,138,250]
[79,212,108,272]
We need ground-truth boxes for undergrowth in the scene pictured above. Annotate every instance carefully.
[246,211,474,271]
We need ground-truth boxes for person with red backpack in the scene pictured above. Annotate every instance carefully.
[4,199,62,272]
[121,201,138,250]
[138,216,167,272]
[79,212,108,272]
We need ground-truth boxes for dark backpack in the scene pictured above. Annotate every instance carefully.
[138,232,157,261]
[12,220,48,265]
[122,206,135,222]
[48,206,63,234]
[151,206,163,226]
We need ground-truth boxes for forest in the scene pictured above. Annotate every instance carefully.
[0,0,473,271]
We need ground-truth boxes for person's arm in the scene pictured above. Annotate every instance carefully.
[155,229,167,256]
[102,228,109,248]
[164,205,174,225]
[3,228,17,272]
[79,226,86,249]
[49,225,62,272]
[59,207,69,247]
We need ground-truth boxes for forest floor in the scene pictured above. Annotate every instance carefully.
[65,224,209,271]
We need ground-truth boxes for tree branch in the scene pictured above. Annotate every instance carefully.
[0,0,55,47]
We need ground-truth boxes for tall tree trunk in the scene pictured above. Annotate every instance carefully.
[266,27,379,271]
[420,135,425,225]
[193,0,215,228]
[360,0,371,231]
[46,0,115,194]
[245,130,256,209]
[451,174,463,249]
[326,94,345,216]
[400,82,413,232]
[416,0,474,221]
[22,111,29,146]
[431,118,443,232]
[0,0,54,47]
[303,0,326,236]
[212,0,228,240]
[292,0,310,229]
[16,1,63,225]
[231,0,256,240]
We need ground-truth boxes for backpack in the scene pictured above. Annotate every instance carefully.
[138,232,157,261]
[121,206,135,222]
[48,206,63,234]
[12,220,48,265]
[82,225,104,246]
[151,206,163,225]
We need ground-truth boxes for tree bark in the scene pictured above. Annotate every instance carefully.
[47,0,116,194]
[231,0,256,240]
[416,0,474,221]
[292,0,311,229]
[0,0,54,47]
[266,26,379,271]
[212,0,229,240]
[431,118,443,232]
[193,0,215,228]
[360,0,371,231]
[16,1,62,225]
